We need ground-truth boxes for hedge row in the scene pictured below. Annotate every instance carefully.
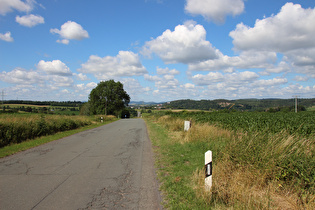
[0,115,92,147]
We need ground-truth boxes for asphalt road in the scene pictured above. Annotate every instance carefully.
[0,119,162,209]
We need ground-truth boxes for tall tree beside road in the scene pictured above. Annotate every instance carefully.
[88,80,130,115]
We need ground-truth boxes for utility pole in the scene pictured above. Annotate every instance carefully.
[1,90,7,111]
[1,90,5,106]
[293,95,299,113]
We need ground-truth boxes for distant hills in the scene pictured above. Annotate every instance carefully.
[2,98,314,112]
[129,101,164,106]
[161,98,315,111]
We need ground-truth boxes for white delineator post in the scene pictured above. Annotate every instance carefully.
[205,150,212,191]
[184,120,191,131]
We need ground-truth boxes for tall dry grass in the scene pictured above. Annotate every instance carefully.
[154,114,315,209]
[0,114,91,124]
[157,115,184,132]
[0,114,93,147]
[193,159,315,209]
[156,115,231,143]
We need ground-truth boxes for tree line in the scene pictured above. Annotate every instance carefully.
[2,100,83,107]
[163,98,314,111]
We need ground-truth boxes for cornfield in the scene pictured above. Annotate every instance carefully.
[168,111,315,136]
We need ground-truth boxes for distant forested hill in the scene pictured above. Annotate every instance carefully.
[3,100,83,107]
[163,98,315,111]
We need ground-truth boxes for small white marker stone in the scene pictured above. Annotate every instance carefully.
[184,121,191,131]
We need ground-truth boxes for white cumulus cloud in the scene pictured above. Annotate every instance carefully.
[144,74,161,82]
[189,51,277,72]
[230,3,315,52]
[0,67,43,85]
[144,72,201,101]
[86,82,97,89]
[0,0,35,15]
[142,21,219,64]
[252,78,288,87]
[188,3,315,82]
[144,73,179,90]
[49,75,73,87]
[78,51,147,80]
[192,71,259,86]
[185,0,244,23]
[156,67,180,75]
[192,72,224,85]
[16,14,44,27]
[56,39,70,45]
[228,3,315,79]
[263,61,291,75]
[0,66,74,89]
[294,76,308,82]
[37,60,72,76]
[121,78,152,101]
[74,73,89,81]
[50,21,89,44]
[0,31,14,42]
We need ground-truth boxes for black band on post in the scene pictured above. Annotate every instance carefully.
[205,162,212,177]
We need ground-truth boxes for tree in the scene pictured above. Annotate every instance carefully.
[88,80,130,115]
[79,102,90,115]
[26,106,33,112]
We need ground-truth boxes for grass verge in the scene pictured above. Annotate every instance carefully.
[0,118,117,158]
[144,116,211,209]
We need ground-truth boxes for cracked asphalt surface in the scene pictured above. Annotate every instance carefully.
[0,119,162,209]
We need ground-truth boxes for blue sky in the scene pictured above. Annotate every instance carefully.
[0,0,314,102]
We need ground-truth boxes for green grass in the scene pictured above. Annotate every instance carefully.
[307,106,315,111]
[0,117,117,158]
[145,117,212,209]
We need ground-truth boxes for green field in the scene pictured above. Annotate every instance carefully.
[1,103,80,115]
[166,110,315,136]
[145,111,315,209]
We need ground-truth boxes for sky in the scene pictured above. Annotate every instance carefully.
[0,0,315,102]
